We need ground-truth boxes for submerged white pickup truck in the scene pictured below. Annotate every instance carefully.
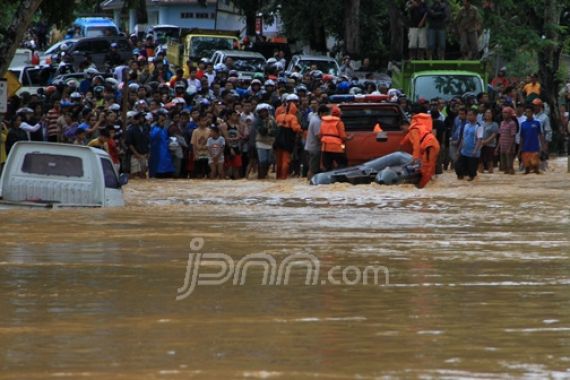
[0,142,128,208]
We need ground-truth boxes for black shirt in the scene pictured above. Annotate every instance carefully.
[410,3,428,27]
[125,124,150,155]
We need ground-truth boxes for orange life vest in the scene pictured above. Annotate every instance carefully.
[420,132,440,162]
[401,113,433,159]
[320,115,346,153]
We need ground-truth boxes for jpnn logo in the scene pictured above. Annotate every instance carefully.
[176,238,390,301]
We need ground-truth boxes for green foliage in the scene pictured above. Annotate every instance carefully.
[358,0,390,62]
[0,2,17,45]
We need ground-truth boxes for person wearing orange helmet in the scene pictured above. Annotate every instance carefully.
[319,105,348,171]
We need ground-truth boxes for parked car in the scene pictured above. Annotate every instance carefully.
[66,36,132,71]
[287,54,340,76]
[8,65,57,95]
[72,17,120,38]
[210,50,266,80]
[328,94,411,165]
[0,142,128,208]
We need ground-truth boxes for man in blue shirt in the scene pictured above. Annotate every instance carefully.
[520,106,546,174]
[456,108,483,181]
[449,107,467,169]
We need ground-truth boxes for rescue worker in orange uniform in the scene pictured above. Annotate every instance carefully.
[401,104,440,188]
[319,106,348,171]
[274,101,302,179]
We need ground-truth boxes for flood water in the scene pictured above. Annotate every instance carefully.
[1,159,569,379]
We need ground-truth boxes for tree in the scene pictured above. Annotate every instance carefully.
[0,0,44,77]
[233,0,261,37]
[486,0,570,150]
[344,0,360,56]
[535,0,564,146]
[388,0,405,62]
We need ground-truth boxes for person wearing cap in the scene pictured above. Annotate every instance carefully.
[16,108,44,141]
[149,110,175,178]
[275,98,302,179]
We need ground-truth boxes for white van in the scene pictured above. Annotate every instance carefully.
[0,142,127,208]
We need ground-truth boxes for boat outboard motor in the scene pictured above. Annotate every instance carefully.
[375,161,422,186]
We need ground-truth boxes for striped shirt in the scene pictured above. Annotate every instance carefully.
[46,108,60,139]
[498,120,517,152]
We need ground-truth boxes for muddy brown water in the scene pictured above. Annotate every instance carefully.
[0,159,569,379]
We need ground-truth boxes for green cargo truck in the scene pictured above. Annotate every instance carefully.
[392,60,488,102]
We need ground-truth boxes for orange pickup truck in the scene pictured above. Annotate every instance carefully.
[330,95,411,165]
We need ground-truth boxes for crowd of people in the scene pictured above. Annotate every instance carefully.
[0,21,569,186]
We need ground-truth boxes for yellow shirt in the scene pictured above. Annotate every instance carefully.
[523,82,541,97]
[1,127,7,164]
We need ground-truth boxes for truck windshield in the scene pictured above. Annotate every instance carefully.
[155,28,180,44]
[231,57,266,72]
[414,75,482,101]
[22,153,84,177]
[298,60,338,76]
[86,26,118,38]
[190,37,234,59]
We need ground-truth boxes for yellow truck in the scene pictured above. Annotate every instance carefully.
[167,29,240,70]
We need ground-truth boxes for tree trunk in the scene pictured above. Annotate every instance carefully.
[388,0,404,62]
[538,0,563,151]
[245,8,257,37]
[0,0,45,77]
[309,19,327,53]
[344,0,360,56]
